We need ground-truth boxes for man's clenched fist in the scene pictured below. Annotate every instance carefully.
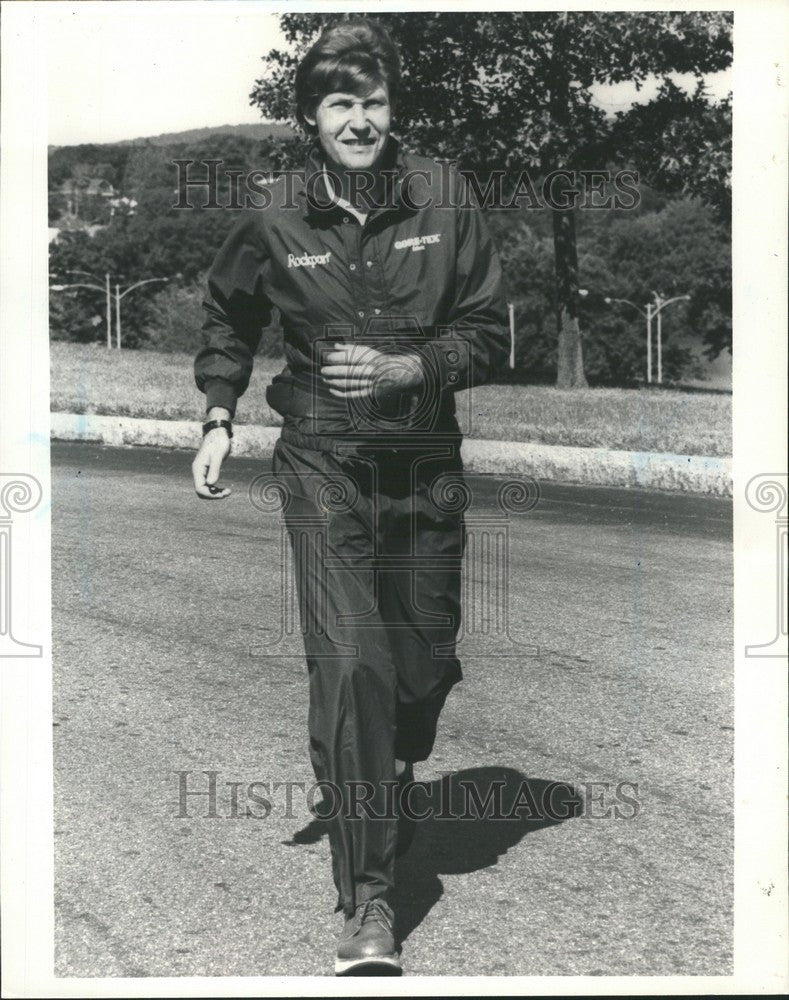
[192,426,232,499]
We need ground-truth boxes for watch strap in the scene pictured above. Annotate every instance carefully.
[202,419,233,438]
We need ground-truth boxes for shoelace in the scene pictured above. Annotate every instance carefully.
[355,899,393,934]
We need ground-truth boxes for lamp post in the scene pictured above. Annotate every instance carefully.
[51,272,171,349]
[651,292,691,384]
[507,302,515,369]
[604,293,690,384]
[113,277,170,349]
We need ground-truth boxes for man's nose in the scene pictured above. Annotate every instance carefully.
[349,104,370,131]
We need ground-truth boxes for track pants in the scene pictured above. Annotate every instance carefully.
[271,431,465,915]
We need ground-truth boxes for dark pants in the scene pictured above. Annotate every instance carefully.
[271,432,465,915]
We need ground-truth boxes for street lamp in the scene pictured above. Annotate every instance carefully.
[50,272,173,349]
[113,277,170,349]
[651,292,691,385]
[604,292,690,384]
[507,302,515,369]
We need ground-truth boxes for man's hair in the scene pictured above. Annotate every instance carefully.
[295,18,401,133]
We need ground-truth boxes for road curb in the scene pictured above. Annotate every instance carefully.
[50,412,732,496]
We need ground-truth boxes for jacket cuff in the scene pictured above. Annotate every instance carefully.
[204,378,238,418]
[421,340,472,394]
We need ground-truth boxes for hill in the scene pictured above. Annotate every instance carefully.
[116,122,297,147]
[49,121,296,152]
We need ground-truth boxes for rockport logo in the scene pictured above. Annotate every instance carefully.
[288,251,332,269]
[394,233,441,252]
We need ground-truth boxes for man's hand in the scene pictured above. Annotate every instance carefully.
[192,427,232,499]
[320,343,425,399]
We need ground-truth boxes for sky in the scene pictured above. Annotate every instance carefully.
[46,3,287,145]
[45,1,732,147]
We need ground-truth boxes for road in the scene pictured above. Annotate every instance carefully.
[51,441,733,978]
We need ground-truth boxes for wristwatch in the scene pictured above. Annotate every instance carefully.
[202,419,233,439]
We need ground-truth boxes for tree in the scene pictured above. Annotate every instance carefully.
[250,11,732,387]
[49,132,302,348]
[487,196,728,384]
[612,80,732,223]
[141,277,285,356]
[590,198,731,362]
[486,216,557,380]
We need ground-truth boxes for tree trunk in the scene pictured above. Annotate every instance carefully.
[552,207,588,389]
[548,14,588,390]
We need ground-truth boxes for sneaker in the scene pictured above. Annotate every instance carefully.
[395,762,417,857]
[335,898,401,975]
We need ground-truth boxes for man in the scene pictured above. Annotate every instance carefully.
[192,18,509,974]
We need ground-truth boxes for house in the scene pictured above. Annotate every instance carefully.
[85,178,116,198]
[59,176,117,219]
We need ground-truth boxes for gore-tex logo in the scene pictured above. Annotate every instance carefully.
[288,251,332,269]
[394,233,441,252]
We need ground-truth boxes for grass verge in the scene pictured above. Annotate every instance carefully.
[50,341,732,456]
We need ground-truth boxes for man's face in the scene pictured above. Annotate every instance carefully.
[307,84,391,171]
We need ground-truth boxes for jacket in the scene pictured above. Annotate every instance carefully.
[194,137,510,441]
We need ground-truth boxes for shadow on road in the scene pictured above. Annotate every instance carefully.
[285,766,581,945]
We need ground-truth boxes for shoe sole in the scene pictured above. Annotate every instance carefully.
[335,954,402,976]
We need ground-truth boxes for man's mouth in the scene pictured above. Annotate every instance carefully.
[341,138,376,147]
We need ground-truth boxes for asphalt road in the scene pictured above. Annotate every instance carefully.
[51,441,733,978]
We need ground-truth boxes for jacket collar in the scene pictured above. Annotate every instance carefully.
[302,135,409,218]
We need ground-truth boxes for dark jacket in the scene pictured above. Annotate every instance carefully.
[194,137,509,441]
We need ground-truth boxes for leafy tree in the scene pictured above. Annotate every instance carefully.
[140,277,212,353]
[612,80,731,222]
[141,276,285,357]
[50,282,106,345]
[487,217,557,379]
[250,11,732,386]
[483,192,728,384]
[587,197,730,363]
[49,133,301,348]
[48,144,131,190]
